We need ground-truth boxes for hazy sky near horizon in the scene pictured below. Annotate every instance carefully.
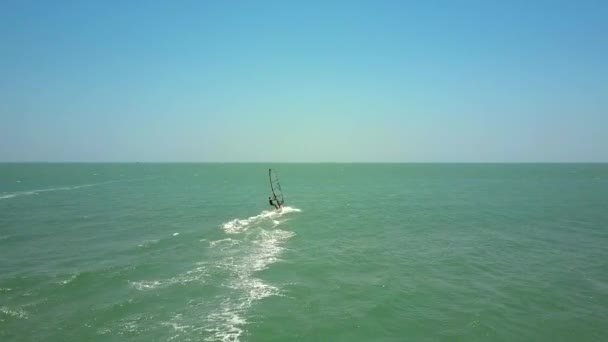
[1,1,606,162]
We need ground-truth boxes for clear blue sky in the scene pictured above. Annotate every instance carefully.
[1,1,606,162]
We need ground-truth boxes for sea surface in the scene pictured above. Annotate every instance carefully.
[1,163,607,342]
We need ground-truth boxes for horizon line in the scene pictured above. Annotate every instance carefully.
[1,161,607,164]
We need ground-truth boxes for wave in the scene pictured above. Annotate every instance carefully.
[58,274,78,285]
[0,193,18,200]
[97,313,149,336]
[137,239,160,249]
[130,280,163,291]
[222,206,301,234]
[0,184,96,201]
[127,207,300,341]
[203,209,298,342]
[0,306,28,320]
[130,263,209,291]
[0,178,150,201]
[209,238,240,249]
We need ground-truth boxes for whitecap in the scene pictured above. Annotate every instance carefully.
[221,206,300,234]
[204,209,299,341]
[151,208,300,341]
[130,264,208,291]
[137,239,160,248]
[0,183,99,200]
[60,274,78,285]
[209,238,239,248]
[130,280,162,291]
[162,322,191,332]
[0,306,28,319]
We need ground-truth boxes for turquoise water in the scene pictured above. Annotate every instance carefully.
[1,163,607,341]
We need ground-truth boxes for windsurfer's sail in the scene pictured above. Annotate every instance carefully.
[269,168,285,206]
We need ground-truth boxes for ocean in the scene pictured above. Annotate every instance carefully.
[1,163,607,341]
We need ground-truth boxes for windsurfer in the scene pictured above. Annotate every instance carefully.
[268,196,281,210]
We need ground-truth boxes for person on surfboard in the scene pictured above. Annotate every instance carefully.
[268,196,281,210]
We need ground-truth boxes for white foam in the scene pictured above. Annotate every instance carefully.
[0,306,28,319]
[209,238,240,248]
[163,314,198,341]
[148,208,300,341]
[204,306,246,342]
[239,277,280,302]
[130,280,162,290]
[0,178,150,201]
[173,232,180,236]
[162,322,191,332]
[277,206,301,214]
[130,265,208,291]
[204,209,299,341]
[97,313,144,336]
[137,239,160,248]
[97,327,112,335]
[60,274,78,285]
[222,215,266,234]
[222,206,300,234]
[0,183,96,200]
[119,319,139,334]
